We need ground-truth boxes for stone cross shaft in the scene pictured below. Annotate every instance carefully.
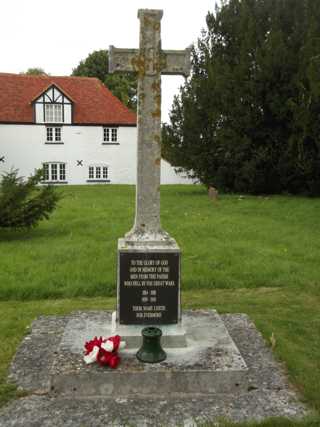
[109,9,191,243]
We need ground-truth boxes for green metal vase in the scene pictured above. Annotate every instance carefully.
[136,327,167,363]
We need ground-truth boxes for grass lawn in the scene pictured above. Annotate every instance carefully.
[1,185,320,299]
[0,185,319,426]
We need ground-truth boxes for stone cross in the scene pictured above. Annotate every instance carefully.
[109,9,191,243]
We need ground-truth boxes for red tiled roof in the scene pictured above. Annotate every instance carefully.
[30,82,76,104]
[0,73,136,125]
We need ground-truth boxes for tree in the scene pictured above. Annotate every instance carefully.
[0,169,61,228]
[23,68,48,75]
[162,0,320,195]
[72,50,137,110]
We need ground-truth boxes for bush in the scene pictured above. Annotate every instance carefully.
[0,169,61,228]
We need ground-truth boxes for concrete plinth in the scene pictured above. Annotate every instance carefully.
[53,310,247,396]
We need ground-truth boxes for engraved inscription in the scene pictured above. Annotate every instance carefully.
[119,252,180,324]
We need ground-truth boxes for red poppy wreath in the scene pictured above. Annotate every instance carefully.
[83,335,126,369]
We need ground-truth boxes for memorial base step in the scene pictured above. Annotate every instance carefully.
[49,310,248,397]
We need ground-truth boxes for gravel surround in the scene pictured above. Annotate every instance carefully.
[0,311,307,427]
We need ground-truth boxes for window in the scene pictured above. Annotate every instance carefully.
[46,127,62,143]
[111,128,117,142]
[88,165,109,182]
[43,163,66,182]
[59,163,66,181]
[46,127,53,142]
[103,127,118,143]
[55,127,62,141]
[45,104,63,123]
[51,163,57,181]
[43,163,49,181]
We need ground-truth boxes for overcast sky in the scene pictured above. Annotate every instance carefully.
[1,0,217,121]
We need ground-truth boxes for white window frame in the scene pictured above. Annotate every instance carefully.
[43,162,66,182]
[45,104,63,123]
[103,127,118,143]
[46,126,63,143]
[88,166,94,180]
[87,165,109,182]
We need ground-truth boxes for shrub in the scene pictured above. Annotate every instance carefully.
[0,169,61,228]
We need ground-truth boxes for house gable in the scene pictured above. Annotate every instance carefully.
[32,84,73,124]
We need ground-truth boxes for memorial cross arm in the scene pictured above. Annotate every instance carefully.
[109,46,139,74]
[109,46,192,77]
[161,49,192,77]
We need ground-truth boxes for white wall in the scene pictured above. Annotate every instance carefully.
[161,159,193,184]
[0,124,194,185]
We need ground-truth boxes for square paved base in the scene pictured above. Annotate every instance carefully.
[53,310,247,396]
[1,311,307,426]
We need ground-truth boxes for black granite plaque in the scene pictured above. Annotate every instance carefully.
[119,251,180,324]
